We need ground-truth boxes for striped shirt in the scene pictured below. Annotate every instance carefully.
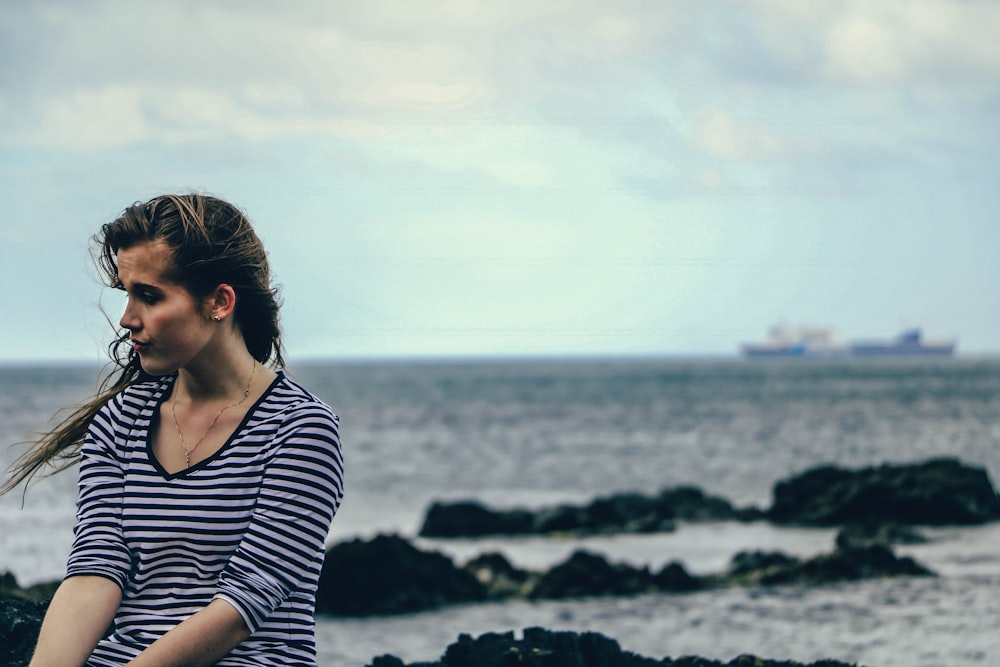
[66,371,344,666]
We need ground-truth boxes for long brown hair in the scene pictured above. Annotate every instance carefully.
[1,194,284,495]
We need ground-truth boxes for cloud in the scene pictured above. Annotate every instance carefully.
[752,0,1000,85]
[4,0,998,155]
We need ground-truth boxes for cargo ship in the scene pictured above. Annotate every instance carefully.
[741,325,848,358]
[849,328,955,357]
[742,326,955,358]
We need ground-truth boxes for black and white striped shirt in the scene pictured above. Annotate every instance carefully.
[67,372,344,666]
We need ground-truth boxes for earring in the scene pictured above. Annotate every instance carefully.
[212,315,221,322]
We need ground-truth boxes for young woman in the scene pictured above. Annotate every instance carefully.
[2,194,344,666]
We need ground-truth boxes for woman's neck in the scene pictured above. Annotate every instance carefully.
[174,338,260,404]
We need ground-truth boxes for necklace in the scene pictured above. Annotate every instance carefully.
[171,359,257,468]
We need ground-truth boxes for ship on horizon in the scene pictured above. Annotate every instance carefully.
[741,326,956,358]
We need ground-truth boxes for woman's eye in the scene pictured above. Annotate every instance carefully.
[126,290,158,305]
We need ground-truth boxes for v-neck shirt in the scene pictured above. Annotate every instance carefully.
[66,372,344,666]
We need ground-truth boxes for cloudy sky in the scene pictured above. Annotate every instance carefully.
[1,0,998,362]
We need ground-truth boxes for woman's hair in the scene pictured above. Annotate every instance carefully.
[1,194,284,494]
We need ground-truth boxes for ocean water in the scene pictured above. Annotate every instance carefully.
[2,358,999,666]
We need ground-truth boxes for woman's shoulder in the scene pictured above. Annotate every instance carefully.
[117,374,172,406]
[100,374,172,416]
[267,373,338,420]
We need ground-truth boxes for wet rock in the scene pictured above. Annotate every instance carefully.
[834,521,928,550]
[767,457,1000,526]
[726,551,799,581]
[726,545,934,586]
[527,550,703,600]
[0,571,59,603]
[366,626,864,667]
[316,532,933,616]
[527,550,657,600]
[0,595,46,667]
[463,552,534,599]
[420,486,759,538]
[657,486,762,522]
[316,534,487,616]
[421,501,534,537]
[652,561,704,592]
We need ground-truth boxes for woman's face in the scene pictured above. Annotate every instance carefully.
[116,240,216,376]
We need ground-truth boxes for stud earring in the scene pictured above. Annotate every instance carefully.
[212,315,221,322]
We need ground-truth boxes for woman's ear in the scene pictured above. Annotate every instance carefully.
[207,284,237,322]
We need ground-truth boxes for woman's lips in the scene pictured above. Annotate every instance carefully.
[131,340,150,353]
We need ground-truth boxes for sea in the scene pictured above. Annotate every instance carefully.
[1,357,998,667]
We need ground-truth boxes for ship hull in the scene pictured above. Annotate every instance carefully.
[849,343,955,357]
[741,327,956,359]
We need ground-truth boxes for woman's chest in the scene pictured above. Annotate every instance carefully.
[118,451,267,548]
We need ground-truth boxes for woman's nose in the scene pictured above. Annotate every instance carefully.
[120,297,139,331]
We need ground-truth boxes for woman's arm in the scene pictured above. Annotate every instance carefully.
[29,575,122,667]
[32,393,135,666]
[124,598,250,667]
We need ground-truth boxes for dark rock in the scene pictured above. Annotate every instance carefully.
[420,501,534,537]
[316,534,487,616]
[726,551,799,580]
[835,521,928,550]
[727,545,934,587]
[463,552,533,599]
[0,571,58,603]
[653,561,704,592]
[0,572,18,596]
[442,628,663,667]
[419,485,757,539]
[527,550,703,600]
[581,492,673,533]
[773,545,934,584]
[532,503,592,534]
[657,486,762,522]
[0,595,47,667]
[527,550,657,600]
[768,457,1000,526]
[315,531,934,616]
[365,626,864,667]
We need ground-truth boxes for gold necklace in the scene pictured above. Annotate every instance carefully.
[171,360,257,468]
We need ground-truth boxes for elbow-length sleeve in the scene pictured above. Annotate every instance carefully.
[213,401,344,632]
[64,393,134,590]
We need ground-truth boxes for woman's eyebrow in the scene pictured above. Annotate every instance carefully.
[119,280,163,293]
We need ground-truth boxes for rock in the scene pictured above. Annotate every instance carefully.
[656,486,763,522]
[463,552,533,599]
[0,571,59,603]
[775,545,934,584]
[0,595,47,667]
[365,626,864,667]
[726,545,934,586]
[726,551,799,582]
[768,457,1000,526]
[315,532,933,616]
[652,561,704,592]
[419,486,758,539]
[834,521,928,550]
[527,550,656,600]
[440,628,661,667]
[316,534,487,616]
[420,501,534,538]
[531,503,593,534]
[527,550,703,600]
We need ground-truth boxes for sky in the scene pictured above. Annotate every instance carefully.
[1,0,998,362]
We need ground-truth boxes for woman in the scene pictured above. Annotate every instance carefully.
[2,194,344,666]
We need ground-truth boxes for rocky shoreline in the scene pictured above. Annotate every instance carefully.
[312,528,933,616]
[367,627,867,667]
[420,457,1000,538]
[2,457,996,665]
